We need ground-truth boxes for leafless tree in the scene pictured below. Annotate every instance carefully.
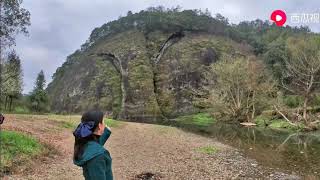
[281,37,320,122]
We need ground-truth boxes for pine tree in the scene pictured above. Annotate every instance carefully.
[29,70,49,112]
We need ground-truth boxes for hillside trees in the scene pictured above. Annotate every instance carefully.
[80,7,230,50]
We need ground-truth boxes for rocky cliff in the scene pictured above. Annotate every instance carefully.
[47,29,252,122]
[47,9,256,121]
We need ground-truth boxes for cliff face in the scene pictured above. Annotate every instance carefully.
[47,29,252,121]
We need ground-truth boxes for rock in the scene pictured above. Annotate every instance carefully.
[240,122,257,126]
[251,163,258,167]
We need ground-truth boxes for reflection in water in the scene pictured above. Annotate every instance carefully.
[178,122,320,177]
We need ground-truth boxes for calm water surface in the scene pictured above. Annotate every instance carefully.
[175,122,320,178]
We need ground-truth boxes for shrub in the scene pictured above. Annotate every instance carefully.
[283,95,303,108]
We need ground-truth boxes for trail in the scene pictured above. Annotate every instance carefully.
[2,115,299,180]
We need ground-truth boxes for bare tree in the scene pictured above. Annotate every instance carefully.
[209,56,275,122]
[281,36,320,122]
[95,51,136,119]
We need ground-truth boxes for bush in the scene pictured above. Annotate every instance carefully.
[311,95,320,106]
[13,106,30,114]
[283,95,303,108]
[209,57,276,122]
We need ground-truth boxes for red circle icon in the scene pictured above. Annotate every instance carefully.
[270,10,287,26]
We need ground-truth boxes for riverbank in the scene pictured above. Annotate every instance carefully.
[1,114,302,179]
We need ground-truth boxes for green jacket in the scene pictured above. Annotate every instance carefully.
[74,128,113,180]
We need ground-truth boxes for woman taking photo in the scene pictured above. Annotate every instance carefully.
[73,111,113,180]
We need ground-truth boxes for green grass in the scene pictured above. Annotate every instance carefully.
[176,113,216,127]
[196,145,218,155]
[0,131,43,171]
[14,114,123,129]
[255,114,307,131]
[13,106,31,114]
[15,114,81,128]
[59,121,76,129]
[104,118,122,128]
[269,120,305,131]
[255,115,271,127]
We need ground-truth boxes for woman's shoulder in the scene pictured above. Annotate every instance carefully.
[87,153,106,163]
[82,142,106,159]
[86,141,106,153]
[74,142,106,166]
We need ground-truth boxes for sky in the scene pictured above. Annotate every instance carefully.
[16,0,320,94]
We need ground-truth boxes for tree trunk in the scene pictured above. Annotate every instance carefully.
[0,2,2,113]
[153,32,184,119]
[97,53,129,119]
[251,91,256,120]
[4,96,7,110]
[9,96,13,112]
[274,105,297,126]
[303,96,308,122]
[119,63,128,119]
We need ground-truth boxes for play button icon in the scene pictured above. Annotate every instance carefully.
[276,15,282,21]
[271,10,287,26]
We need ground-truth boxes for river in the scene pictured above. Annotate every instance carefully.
[173,122,320,178]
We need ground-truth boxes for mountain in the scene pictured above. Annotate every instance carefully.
[47,7,311,122]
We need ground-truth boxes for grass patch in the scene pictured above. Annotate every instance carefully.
[13,114,123,129]
[13,106,31,114]
[104,118,122,128]
[255,114,307,131]
[176,113,216,127]
[255,115,271,127]
[0,131,43,172]
[196,145,218,155]
[14,114,81,128]
[269,120,305,131]
[154,125,175,134]
[59,121,76,129]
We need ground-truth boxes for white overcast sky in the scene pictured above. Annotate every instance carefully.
[16,0,320,94]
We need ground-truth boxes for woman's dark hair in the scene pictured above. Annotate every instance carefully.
[73,110,104,161]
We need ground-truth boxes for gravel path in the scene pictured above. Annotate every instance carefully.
[2,115,300,180]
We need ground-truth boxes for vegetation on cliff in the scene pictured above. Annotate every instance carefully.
[45,7,319,130]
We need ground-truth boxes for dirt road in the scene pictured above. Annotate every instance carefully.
[2,114,299,180]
